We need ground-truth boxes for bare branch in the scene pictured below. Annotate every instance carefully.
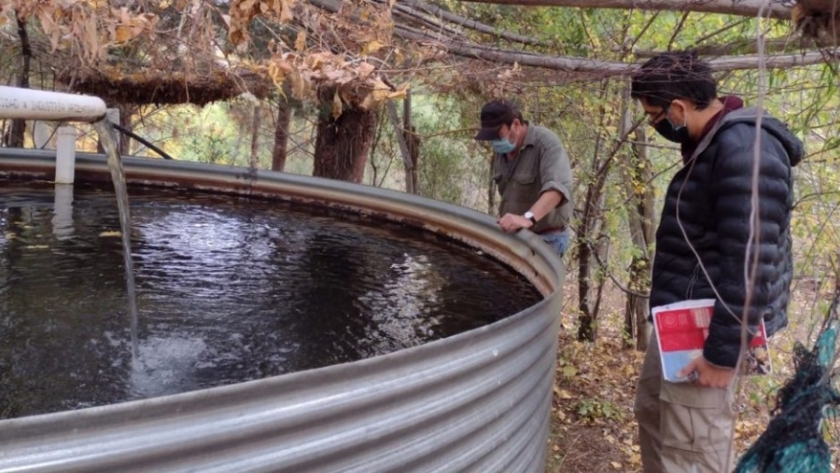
[634,37,821,57]
[395,26,837,77]
[454,0,792,20]
[395,25,628,74]
[391,8,470,40]
[398,0,549,46]
[710,51,838,70]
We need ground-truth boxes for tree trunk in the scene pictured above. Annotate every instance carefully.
[619,84,656,351]
[119,105,134,156]
[406,126,420,192]
[576,82,616,342]
[313,88,377,183]
[386,101,416,194]
[250,104,261,171]
[368,113,386,186]
[404,91,420,194]
[629,127,656,351]
[6,13,31,148]
[272,100,292,172]
[577,180,614,341]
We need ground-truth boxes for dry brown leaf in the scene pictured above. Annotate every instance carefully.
[290,71,308,99]
[114,25,130,43]
[361,39,383,56]
[367,77,394,102]
[331,90,343,119]
[554,387,574,400]
[294,31,306,52]
[268,58,293,87]
[279,0,294,22]
[357,62,375,77]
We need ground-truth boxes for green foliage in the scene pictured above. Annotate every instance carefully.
[558,354,578,379]
[184,132,234,165]
[575,398,625,422]
[365,92,489,208]
[418,137,465,205]
[133,103,244,166]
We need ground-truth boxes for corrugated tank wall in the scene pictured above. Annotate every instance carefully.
[0,151,565,473]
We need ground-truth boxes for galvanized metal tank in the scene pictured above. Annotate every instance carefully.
[0,150,565,473]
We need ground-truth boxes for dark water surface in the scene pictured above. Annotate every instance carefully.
[0,182,541,419]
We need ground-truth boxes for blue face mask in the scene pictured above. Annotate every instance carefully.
[492,138,516,154]
[491,126,518,154]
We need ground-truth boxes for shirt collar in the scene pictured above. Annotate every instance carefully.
[520,125,536,149]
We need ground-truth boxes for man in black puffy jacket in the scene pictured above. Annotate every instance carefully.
[630,51,803,473]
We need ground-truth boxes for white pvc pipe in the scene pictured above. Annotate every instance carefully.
[34,121,51,149]
[52,184,75,240]
[0,86,106,122]
[55,126,77,184]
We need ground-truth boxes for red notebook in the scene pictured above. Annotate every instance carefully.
[651,299,772,382]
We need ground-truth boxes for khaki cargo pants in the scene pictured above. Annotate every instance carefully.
[634,332,737,473]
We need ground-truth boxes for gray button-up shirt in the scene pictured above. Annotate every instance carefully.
[493,125,573,234]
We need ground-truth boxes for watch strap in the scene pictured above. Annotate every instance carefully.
[524,211,537,225]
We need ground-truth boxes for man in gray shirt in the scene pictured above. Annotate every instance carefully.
[475,99,574,256]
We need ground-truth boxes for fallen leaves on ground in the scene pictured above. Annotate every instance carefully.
[545,332,790,473]
[548,334,644,472]
[548,287,840,472]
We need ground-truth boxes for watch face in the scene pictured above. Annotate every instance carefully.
[524,212,536,224]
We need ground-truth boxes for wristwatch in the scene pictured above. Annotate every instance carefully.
[523,211,537,225]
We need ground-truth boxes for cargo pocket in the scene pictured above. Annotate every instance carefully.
[660,381,735,456]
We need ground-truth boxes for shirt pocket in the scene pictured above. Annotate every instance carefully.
[512,172,536,186]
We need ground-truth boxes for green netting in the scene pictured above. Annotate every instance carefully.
[735,298,840,473]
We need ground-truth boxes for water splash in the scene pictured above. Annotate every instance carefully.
[93,119,139,360]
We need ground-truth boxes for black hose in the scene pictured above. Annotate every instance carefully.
[111,123,176,160]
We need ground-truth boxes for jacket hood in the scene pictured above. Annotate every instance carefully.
[715,107,804,167]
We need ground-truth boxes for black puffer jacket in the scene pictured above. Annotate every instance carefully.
[649,107,804,368]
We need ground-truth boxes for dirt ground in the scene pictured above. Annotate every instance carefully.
[545,282,839,473]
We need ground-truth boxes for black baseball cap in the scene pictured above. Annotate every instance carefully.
[475,100,518,141]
